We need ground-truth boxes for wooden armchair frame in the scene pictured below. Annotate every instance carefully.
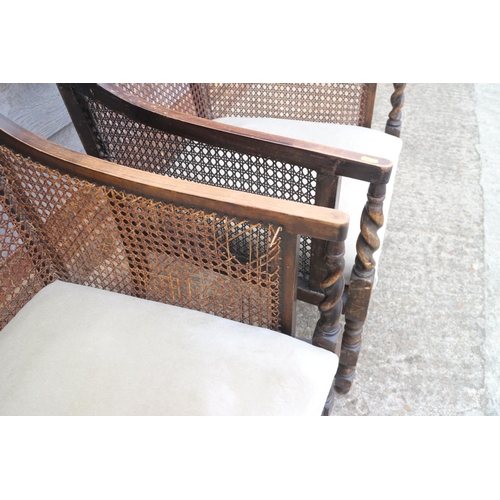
[57,83,405,393]
[0,114,349,415]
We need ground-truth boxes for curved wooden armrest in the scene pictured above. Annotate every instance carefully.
[64,83,393,186]
[0,114,348,243]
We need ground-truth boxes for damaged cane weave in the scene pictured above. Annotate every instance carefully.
[0,145,282,331]
[68,90,322,282]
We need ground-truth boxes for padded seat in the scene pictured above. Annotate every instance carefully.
[215,117,403,281]
[0,281,338,416]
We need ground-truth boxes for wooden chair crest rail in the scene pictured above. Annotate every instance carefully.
[57,83,405,394]
[0,114,349,416]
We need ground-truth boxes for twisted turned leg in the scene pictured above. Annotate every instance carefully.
[385,83,406,137]
[312,240,345,415]
[335,183,386,394]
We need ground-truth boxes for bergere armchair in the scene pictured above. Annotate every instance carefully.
[0,113,349,416]
[58,83,405,393]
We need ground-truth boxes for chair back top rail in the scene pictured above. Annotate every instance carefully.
[0,114,348,243]
[59,83,392,185]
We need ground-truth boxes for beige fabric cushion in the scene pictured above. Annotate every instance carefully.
[0,280,337,416]
[214,117,403,282]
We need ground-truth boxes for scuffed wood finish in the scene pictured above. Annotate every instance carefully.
[385,84,406,137]
[336,183,386,394]
[312,240,345,414]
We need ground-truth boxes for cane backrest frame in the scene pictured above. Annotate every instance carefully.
[58,84,391,301]
[0,114,348,334]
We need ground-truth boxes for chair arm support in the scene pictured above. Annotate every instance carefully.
[353,183,386,276]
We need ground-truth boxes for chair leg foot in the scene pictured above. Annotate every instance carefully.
[334,384,350,395]
[334,364,357,394]
[333,318,363,394]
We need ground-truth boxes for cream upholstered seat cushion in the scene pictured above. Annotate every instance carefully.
[214,117,403,282]
[0,280,337,416]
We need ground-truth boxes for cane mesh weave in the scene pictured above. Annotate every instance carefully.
[116,83,210,117]
[0,159,55,329]
[0,145,282,331]
[116,83,371,125]
[79,93,315,280]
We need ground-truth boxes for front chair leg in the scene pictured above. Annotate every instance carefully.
[335,182,386,394]
[312,240,345,415]
[335,269,375,393]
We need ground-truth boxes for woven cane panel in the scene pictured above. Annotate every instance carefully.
[116,83,370,125]
[82,95,315,279]
[115,83,211,118]
[1,147,135,296]
[1,150,55,329]
[0,146,281,330]
[205,84,370,125]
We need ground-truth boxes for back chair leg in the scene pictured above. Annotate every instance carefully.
[385,84,406,137]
